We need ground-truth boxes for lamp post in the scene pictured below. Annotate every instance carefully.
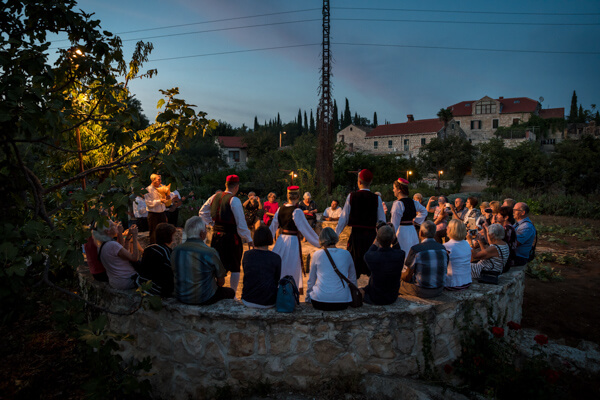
[290,171,298,185]
[406,170,413,182]
[279,131,286,148]
[437,170,444,192]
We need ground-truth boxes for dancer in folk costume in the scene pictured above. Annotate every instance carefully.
[269,185,320,294]
[335,169,386,278]
[390,178,427,254]
[199,175,253,295]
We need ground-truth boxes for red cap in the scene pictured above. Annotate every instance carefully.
[287,185,300,192]
[397,177,409,185]
[226,174,239,184]
[358,169,373,183]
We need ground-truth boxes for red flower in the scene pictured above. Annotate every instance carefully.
[542,368,560,384]
[534,334,549,345]
[491,327,505,338]
[444,364,453,374]
[507,321,522,331]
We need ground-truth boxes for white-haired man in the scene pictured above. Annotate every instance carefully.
[144,173,168,243]
[172,217,235,305]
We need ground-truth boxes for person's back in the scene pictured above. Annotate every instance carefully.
[513,202,536,266]
[137,223,176,297]
[363,225,405,305]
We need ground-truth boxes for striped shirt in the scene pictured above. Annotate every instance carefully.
[172,238,227,304]
[404,239,449,289]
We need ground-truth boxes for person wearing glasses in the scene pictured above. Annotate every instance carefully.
[512,202,536,266]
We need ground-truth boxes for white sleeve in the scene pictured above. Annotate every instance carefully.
[269,208,280,237]
[335,193,352,236]
[377,196,386,222]
[390,200,404,232]
[198,195,215,225]
[305,253,319,302]
[345,251,357,285]
[293,209,320,247]
[230,197,253,243]
[323,207,330,218]
[414,200,428,225]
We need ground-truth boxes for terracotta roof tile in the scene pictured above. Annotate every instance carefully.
[448,97,539,116]
[365,119,443,137]
[539,107,565,119]
[218,136,247,149]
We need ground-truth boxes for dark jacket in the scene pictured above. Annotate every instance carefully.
[363,244,405,305]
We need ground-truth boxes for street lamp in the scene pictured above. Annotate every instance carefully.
[437,170,444,192]
[279,131,286,148]
[290,171,298,185]
[406,170,413,182]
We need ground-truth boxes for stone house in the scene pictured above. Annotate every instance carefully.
[336,124,374,153]
[447,96,564,145]
[217,136,248,168]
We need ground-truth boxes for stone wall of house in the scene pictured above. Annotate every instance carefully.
[78,266,525,400]
[336,125,371,153]
[455,112,533,142]
[364,133,437,157]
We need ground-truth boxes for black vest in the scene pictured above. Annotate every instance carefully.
[399,198,417,222]
[278,205,298,231]
[347,190,379,228]
[211,192,235,227]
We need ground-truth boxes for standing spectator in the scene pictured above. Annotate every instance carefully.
[94,221,140,290]
[306,228,357,311]
[323,199,342,221]
[426,195,451,243]
[172,217,235,305]
[513,202,537,266]
[144,173,168,243]
[444,220,472,291]
[241,226,281,308]
[468,223,509,279]
[243,192,263,232]
[299,192,318,229]
[136,223,176,296]
[450,197,468,220]
[503,198,516,208]
[362,225,405,305]
[133,195,148,232]
[262,192,279,226]
[400,221,448,299]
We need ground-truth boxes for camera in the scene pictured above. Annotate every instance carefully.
[484,208,493,213]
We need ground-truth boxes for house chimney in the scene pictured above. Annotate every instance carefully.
[407,114,414,122]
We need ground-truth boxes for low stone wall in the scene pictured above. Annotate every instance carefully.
[78,266,525,400]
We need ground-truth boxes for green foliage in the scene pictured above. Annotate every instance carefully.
[495,114,566,139]
[525,257,563,282]
[490,188,600,218]
[418,135,474,190]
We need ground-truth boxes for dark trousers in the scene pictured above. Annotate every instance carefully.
[148,212,167,243]
[311,299,350,311]
[200,286,235,305]
[514,256,528,266]
[166,208,179,227]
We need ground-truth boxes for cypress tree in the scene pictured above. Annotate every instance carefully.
[277,113,281,127]
[569,90,578,123]
[578,105,585,123]
[304,111,308,133]
[310,110,315,134]
[254,116,259,132]
[353,112,359,125]
[332,99,339,132]
[343,98,351,128]
[297,109,302,128]
[373,112,378,127]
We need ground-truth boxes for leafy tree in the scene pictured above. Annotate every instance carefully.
[551,137,600,195]
[210,120,236,136]
[437,108,454,139]
[418,136,474,190]
[569,90,578,123]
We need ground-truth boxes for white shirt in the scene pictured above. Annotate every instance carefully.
[335,189,386,236]
[144,184,166,213]
[323,206,342,219]
[443,239,473,288]
[199,192,253,243]
[306,248,357,303]
[99,241,137,290]
[390,198,428,232]
[133,196,148,218]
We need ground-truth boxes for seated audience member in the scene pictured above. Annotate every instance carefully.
[489,200,501,222]
[299,191,318,229]
[502,198,516,208]
[323,199,343,221]
[133,195,149,232]
[172,216,235,305]
[513,202,537,266]
[362,224,405,305]
[262,192,279,226]
[400,221,448,299]
[136,223,176,296]
[426,196,451,243]
[450,197,468,220]
[495,206,517,271]
[462,196,481,230]
[94,221,140,290]
[468,223,510,279]
[444,220,472,291]
[241,226,282,308]
[478,201,492,227]
[413,193,423,204]
[306,228,357,311]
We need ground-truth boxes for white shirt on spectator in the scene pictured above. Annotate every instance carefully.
[144,185,166,213]
[134,196,148,218]
[443,239,473,288]
[323,206,342,219]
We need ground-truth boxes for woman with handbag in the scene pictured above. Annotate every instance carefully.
[468,223,509,280]
[306,227,359,311]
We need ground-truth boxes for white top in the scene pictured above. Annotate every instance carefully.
[306,248,357,303]
[133,196,148,218]
[144,185,166,213]
[198,191,253,243]
[443,239,473,288]
[99,240,137,290]
[335,189,386,236]
[323,206,342,219]
[269,205,320,247]
[390,199,428,232]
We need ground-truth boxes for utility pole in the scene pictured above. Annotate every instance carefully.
[316,0,333,192]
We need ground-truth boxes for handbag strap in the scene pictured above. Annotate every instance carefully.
[323,247,352,288]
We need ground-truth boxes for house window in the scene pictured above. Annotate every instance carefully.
[404,139,409,152]
[456,120,460,126]
[350,127,353,131]
[374,141,378,150]
[228,150,240,163]
[451,122,455,130]
[470,120,482,130]
[475,101,497,115]
[512,118,520,125]
[492,119,499,129]
[388,140,393,149]
[340,134,345,143]
[421,138,426,146]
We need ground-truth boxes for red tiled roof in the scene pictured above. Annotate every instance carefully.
[366,119,443,137]
[448,97,538,116]
[539,107,565,119]
[218,136,247,149]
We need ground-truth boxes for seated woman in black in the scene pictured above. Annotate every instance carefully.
[136,223,176,296]
[241,226,282,308]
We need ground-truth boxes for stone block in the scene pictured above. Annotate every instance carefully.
[350,333,370,360]
[394,329,416,356]
[269,332,293,355]
[257,330,267,355]
[313,340,344,364]
[227,332,255,357]
[286,355,321,377]
[204,342,224,365]
[370,332,396,359]
[294,338,310,353]
[330,353,359,373]
[229,359,265,381]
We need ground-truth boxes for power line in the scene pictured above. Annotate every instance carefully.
[146,42,599,63]
[333,18,600,26]
[332,7,600,16]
